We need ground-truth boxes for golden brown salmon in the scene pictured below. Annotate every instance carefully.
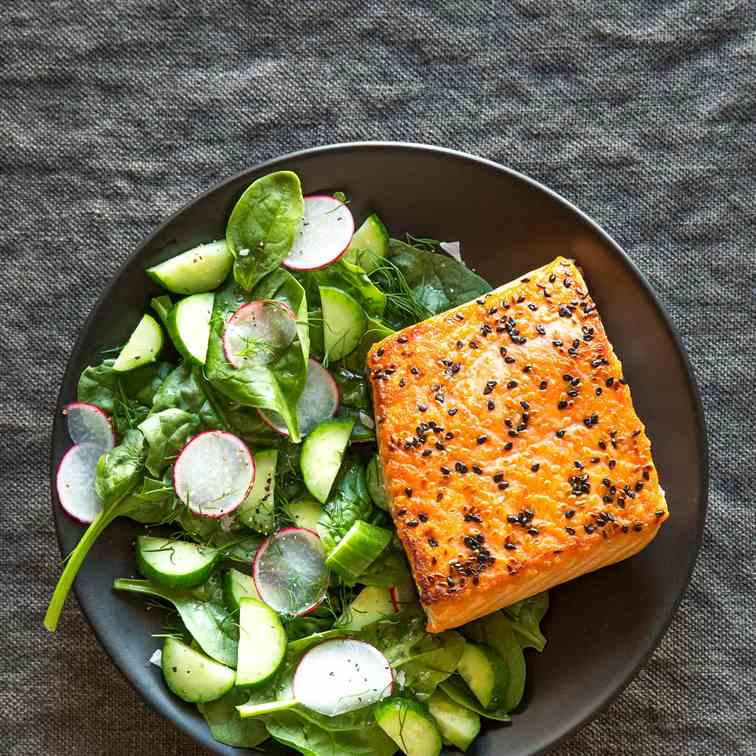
[367,257,669,633]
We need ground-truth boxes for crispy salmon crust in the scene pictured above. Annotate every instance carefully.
[368,257,669,633]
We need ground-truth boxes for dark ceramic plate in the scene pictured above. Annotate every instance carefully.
[51,143,707,755]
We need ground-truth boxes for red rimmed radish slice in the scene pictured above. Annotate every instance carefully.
[259,358,339,437]
[63,402,115,451]
[282,195,355,271]
[253,528,329,616]
[56,443,104,524]
[174,431,255,519]
[293,639,394,716]
[223,300,298,369]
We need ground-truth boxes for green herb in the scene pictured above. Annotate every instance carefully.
[504,591,549,652]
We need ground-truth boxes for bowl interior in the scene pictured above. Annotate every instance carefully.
[52,143,706,755]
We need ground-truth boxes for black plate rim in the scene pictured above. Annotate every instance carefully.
[50,140,709,755]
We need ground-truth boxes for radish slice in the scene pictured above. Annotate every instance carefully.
[282,195,355,271]
[253,528,329,616]
[259,358,339,437]
[174,431,255,518]
[293,639,393,716]
[390,580,419,613]
[223,300,298,369]
[56,442,105,524]
[63,402,115,451]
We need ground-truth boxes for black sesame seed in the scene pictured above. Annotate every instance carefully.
[404,487,413,498]
[507,515,518,524]
[565,509,576,519]
[634,523,643,532]
[428,537,438,547]
[505,355,516,364]
[445,431,454,440]
[556,429,566,438]
[376,347,384,357]
[447,408,458,416]
[497,482,509,491]
[558,400,568,410]
[505,542,517,551]
[440,466,450,475]
[487,399,495,411]
[559,306,572,318]
[655,510,664,518]
[477,435,488,445]
[421,449,432,457]
[465,512,482,522]
[406,520,419,528]
[418,513,428,522]
[536,324,546,335]
[531,463,540,472]
[643,469,651,480]
[540,380,548,390]
[605,377,614,387]
[574,460,584,469]
[472,465,482,475]
[455,462,468,474]
[456,340,464,349]
[608,459,617,469]
[566,527,576,535]
[504,442,513,450]
[417,404,427,412]
[397,335,408,344]
[410,367,419,375]
[584,525,595,534]
[595,387,603,396]
[552,339,563,347]
[528,527,539,536]
[635,482,644,492]
[435,442,445,451]
[483,380,497,395]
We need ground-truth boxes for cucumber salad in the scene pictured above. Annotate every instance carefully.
[47,170,550,755]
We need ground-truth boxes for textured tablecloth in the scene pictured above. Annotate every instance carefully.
[1,1,754,754]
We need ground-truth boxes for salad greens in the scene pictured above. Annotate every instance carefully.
[47,170,550,756]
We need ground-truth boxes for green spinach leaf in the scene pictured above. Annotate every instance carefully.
[504,592,549,652]
[138,408,200,478]
[151,364,221,429]
[205,272,308,441]
[227,171,304,291]
[113,578,238,667]
[439,676,512,722]
[198,688,269,748]
[300,259,386,318]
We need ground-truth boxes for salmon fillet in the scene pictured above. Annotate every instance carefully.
[367,257,669,633]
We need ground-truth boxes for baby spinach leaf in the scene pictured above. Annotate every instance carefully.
[357,543,411,589]
[138,408,200,477]
[113,578,238,667]
[439,676,512,722]
[45,429,147,632]
[226,171,304,291]
[264,711,397,756]
[316,459,373,552]
[119,361,173,406]
[504,592,549,652]
[198,688,269,748]
[119,473,176,525]
[463,612,526,712]
[300,259,386,317]
[151,364,221,429]
[205,273,308,441]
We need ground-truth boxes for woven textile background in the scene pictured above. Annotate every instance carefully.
[1,1,754,754]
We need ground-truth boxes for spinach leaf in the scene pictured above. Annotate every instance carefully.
[151,364,221,429]
[331,367,370,410]
[205,272,308,441]
[113,578,238,667]
[119,473,176,524]
[77,359,119,412]
[316,459,373,552]
[226,171,304,291]
[138,408,200,477]
[264,711,397,756]
[119,361,173,406]
[504,592,549,652]
[463,612,526,712]
[45,429,147,632]
[439,676,512,722]
[198,688,269,748]
[372,238,491,328]
[357,543,412,589]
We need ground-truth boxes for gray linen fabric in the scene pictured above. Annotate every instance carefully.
[1,1,754,754]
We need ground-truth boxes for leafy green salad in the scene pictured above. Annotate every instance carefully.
[46,170,549,755]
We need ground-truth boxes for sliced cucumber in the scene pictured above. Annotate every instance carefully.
[300,418,353,503]
[344,213,389,273]
[147,240,233,294]
[150,294,173,327]
[366,454,389,511]
[337,586,395,631]
[222,568,260,613]
[325,520,392,583]
[237,699,299,719]
[456,642,509,710]
[161,636,235,703]
[166,292,214,365]
[375,697,442,756]
[428,689,481,752]
[320,286,366,361]
[136,536,220,589]
[113,314,164,372]
[236,597,287,688]
[284,498,322,532]
[236,448,277,534]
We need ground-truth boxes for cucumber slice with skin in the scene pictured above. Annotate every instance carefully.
[236,448,277,534]
[375,697,442,756]
[456,642,509,710]
[136,536,220,589]
[284,498,322,532]
[325,520,392,583]
[113,314,164,372]
[161,637,235,703]
[320,286,367,361]
[337,585,396,631]
[222,568,260,613]
[147,240,233,295]
[166,292,214,365]
[344,213,389,273]
[300,418,353,503]
[236,597,287,688]
[428,689,481,752]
